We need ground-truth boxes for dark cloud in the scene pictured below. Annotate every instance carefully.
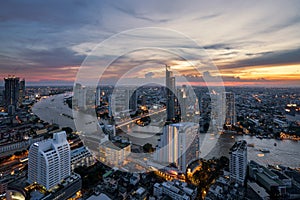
[220,48,300,69]
[203,43,233,50]
[145,72,154,78]
[245,51,273,57]
[0,0,100,27]
[19,47,85,68]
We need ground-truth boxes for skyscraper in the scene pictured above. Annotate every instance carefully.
[166,65,176,122]
[177,85,188,121]
[18,78,25,106]
[74,83,87,110]
[28,131,71,190]
[223,92,236,126]
[128,89,138,112]
[155,122,200,172]
[229,140,247,186]
[4,76,20,109]
[95,86,101,107]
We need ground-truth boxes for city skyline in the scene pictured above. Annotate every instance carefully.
[0,1,300,87]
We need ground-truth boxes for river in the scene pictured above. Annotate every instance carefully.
[32,94,300,168]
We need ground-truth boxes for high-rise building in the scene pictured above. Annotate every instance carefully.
[18,79,25,106]
[28,131,71,190]
[128,88,138,112]
[154,122,200,172]
[223,92,236,126]
[229,140,247,186]
[177,85,188,121]
[95,86,101,107]
[166,65,176,122]
[4,76,20,109]
[108,95,113,118]
[74,83,87,110]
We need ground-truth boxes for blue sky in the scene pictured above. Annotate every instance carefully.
[0,0,300,86]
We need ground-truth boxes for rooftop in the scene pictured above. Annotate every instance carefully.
[230,140,247,152]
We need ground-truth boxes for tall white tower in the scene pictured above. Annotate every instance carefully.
[28,131,71,190]
[155,122,200,172]
[229,140,247,186]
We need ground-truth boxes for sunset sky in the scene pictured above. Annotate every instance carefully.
[0,0,300,86]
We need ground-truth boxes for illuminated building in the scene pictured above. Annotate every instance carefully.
[229,140,247,186]
[71,146,96,171]
[28,131,71,190]
[99,137,131,166]
[155,122,200,172]
[166,65,176,122]
[222,92,236,126]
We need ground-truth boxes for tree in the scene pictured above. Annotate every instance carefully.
[62,127,73,134]
[143,143,154,153]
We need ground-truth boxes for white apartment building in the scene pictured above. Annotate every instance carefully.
[229,140,247,186]
[28,131,71,190]
[154,122,200,172]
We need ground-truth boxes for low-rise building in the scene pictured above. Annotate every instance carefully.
[153,180,197,200]
[71,146,96,171]
[99,137,131,166]
[249,161,286,196]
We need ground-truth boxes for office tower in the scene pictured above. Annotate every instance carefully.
[166,65,176,122]
[4,76,20,109]
[210,93,222,131]
[96,86,101,107]
[155,122,200,172]
[28,131,71,190]
[74,84,87,110]
[128,88,138,112]
[18,79,25,106]
[229,140,247,186]
[223,92,236,126]
[108,95,113,118]
[177,85,188,121]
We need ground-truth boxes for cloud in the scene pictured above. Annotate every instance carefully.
[0,0,300,86]
[145,72,154,78]
[19,47,85,67]
[203,43,233,50]
[220,48,300,70]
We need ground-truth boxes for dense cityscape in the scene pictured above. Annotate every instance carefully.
[0,68,299,200]
[1,1,300,200]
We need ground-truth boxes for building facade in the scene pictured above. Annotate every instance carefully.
[99,139,131,166]
[28,131,71,190]
[71,146,96,171]
[229,140,247,186]
[153,180,197,200]
[166,65,176,122]
[4,76,20,109]
[222,92,236,126]
[155,122,200,172]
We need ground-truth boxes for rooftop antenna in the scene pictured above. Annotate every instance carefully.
[165,64,170,71]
